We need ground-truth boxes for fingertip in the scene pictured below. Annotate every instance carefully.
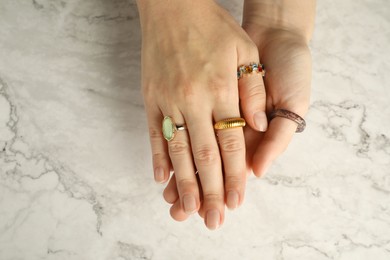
[253,160,271,178]
[253,111,268,132]
[154,167,168,184]
[251,116,297,177]
[238,76,267,132]
[163,188,177,204]
[163,174,178,204]
[205,209,221,230]
[226,190,240,210]
[170,200,189,222]
[198,206,206,219]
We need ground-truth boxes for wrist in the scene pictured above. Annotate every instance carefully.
[242,0,316,44]
[136,0,216,28]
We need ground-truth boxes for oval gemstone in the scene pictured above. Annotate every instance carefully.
[162,116,175,141]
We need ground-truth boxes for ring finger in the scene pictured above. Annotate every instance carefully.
[213,112,247,210]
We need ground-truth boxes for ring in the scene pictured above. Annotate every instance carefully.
[214,118,246,130]
[237,63,265,79]
[269,109,306,133]
[162,116,187,141]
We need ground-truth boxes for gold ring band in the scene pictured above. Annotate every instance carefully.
[214,118,246,130]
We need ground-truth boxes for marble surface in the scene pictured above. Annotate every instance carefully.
[0,0,389,259]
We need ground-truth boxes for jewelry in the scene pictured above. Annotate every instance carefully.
[162,116,187,141]
[269,109,306,133]
[214,118,246,130]
[237,63,265,79]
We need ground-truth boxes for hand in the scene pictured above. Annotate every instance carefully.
[242,24,312,176]
[163,20,313,223]
[138,0,267,229]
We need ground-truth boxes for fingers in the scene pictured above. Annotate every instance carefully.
[238,72,268,132]
[164,112,201,216]
[170,199,190,222]
[148,47,258,229]
[163,173,179,204]
[252,115,297,177]
[186,112,225,230]
[237,47,268,132]
[165,173,206,222]
[250,40,311,177]
[213,108,247,210]
[146,103,201,221]
[145,104,171,184]
[163,174,188,221]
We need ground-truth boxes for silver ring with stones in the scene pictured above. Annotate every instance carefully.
[162,116,187,142]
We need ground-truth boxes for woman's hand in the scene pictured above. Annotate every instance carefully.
[242,0,315,176]
[242,28,312,176]
[163,28,313,221]
[137,0,267,229]
[163,1,315,223]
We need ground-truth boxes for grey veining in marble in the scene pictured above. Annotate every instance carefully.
[0,0,389,259]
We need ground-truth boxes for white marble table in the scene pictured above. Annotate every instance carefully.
[1,0,389,259]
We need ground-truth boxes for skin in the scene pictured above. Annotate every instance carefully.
[137,0,316,229]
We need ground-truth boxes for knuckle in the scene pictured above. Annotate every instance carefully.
[142,83,156,101]
[210,82,234,103]
[225,175,244,189]
[149,127,162,140]
[244,83,266,100]
[176,80,197,104]
[178,83,201,111]
[219,134,244,153]
[182,83,195,100]
[177,178,197,190]
[169,140,189,156]
[210,81,226,93]
[240,39,259,58]
[247,40,259,55]
[203,193,224,203]
[193,146,219,166]
[163,188,177,204]
[152,152,168,164]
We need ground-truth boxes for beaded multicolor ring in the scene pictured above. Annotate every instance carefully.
[237,63,265,79]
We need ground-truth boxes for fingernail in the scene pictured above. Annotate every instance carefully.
[227,191,239,210]
[154,167,165,183]
[183,195,197,214]
[206,209,220,230]
[257,162,271,178]
[254,111,268,132]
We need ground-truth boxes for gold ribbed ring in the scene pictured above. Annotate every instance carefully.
[214,118,246,130]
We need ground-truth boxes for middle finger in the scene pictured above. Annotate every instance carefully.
[186,111,225,230]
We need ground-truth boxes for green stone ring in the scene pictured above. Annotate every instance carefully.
[162,116,187,141]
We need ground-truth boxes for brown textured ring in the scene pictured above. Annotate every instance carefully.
[214,118,246,130]
[270,109,306,133]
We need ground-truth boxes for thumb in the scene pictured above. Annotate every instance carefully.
[238,63,268,132]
